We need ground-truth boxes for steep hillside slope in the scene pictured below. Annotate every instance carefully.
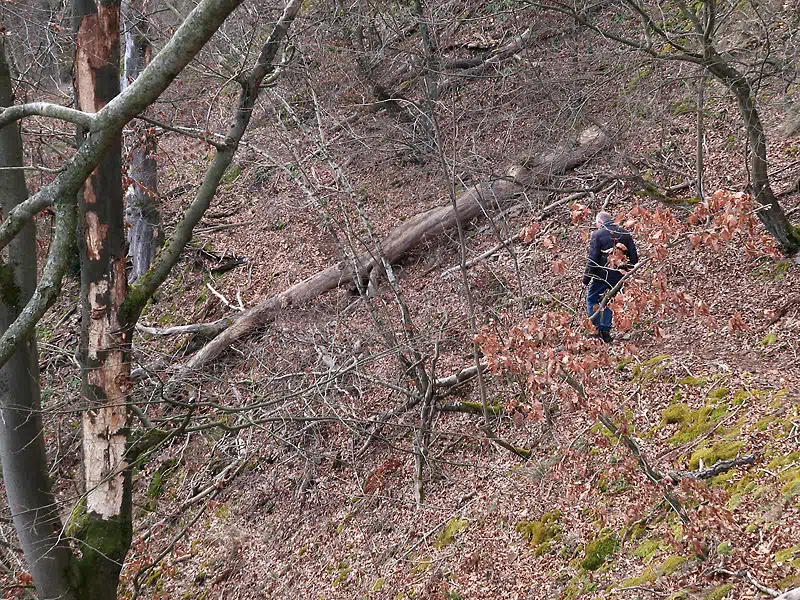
[19,1,800,599]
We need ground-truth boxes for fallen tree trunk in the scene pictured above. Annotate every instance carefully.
[173,126,609,374]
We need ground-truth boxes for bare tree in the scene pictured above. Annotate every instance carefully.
[535,0,800,254]
[0,1,301,597]
[0,30,75,600]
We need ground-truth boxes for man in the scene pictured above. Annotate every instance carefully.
[582,211,638,343]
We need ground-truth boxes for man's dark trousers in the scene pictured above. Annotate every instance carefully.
[587,280,613,332]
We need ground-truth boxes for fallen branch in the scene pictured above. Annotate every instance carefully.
[666,454,757,482]
[433,363,484,387]
[174,126,609,375]
[709,568,799,599]
[767,295,800,326]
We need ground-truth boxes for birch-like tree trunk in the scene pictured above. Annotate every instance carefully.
[0,33,77,600]
[123,0,161,282]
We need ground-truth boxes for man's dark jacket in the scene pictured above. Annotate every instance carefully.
[582,221,638,287]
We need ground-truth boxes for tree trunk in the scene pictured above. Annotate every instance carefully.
[73,1,132,598]
[179,126,609,373]
[123,0,161,282]
[0,33,77,600]
[706,54,800,254]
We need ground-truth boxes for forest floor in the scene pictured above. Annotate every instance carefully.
[25,5,800,599]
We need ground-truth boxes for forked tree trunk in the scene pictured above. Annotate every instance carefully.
[73,1,132,598]
[123,0,161,282]
[0,34,77,600]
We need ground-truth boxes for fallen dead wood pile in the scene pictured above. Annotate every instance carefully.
[144,126,609,375]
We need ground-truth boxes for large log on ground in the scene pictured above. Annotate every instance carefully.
[176,126,609,373]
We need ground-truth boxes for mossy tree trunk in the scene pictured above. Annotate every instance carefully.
[73,1,133,598]
[0,32,77,600]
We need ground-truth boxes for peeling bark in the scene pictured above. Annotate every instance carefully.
[74,2,132,598]
[123,0,161,282]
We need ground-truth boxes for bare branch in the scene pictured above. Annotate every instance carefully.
[0,102,95,130]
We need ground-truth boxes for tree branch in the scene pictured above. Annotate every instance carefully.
[0,103,95,130]
[0,196,75,370]
[123,0,302,327]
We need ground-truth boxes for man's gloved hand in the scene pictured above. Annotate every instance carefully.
[582,275,591,286]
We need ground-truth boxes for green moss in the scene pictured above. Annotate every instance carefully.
[755,416,777,431]
[70,505,132,597]
[662,403,691,424]
[773,260,791,281]
[562,573,597,600]
[615,555,686,589]
[220,164,243,186]
[581,532,618,570]
[676,375,707,386]
[660,555,687,575]
[717,541,733,556]
[455,400,504,415]
[705,583,733,599]
[372,578,385,592]
[145,458,177,510]
[707,388,730,400]
[774,544,800,568]
[517,511,561,551]
[435,518,468,549]
[411,557,432,574]
[332,560,351,586]
[777,575,800,590]
[726,494,744,510]
[633,539,663,560]
[689,440,744,470]
[667,404,729,444]
[768,451,800,470]
[632,355,671,383]
[760,333,778,347]
[617,567,657,587]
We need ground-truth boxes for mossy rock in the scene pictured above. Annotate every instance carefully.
[676,375,707,387]
[516,510,561,553]
[662,403,691,425]
[435,518,468,549]
[666,404,729,444]
[689,440,744,470]
[775,544,800,569]
[613,555,686,590]
[705,583,733,599]
[632,355,671,383]
[779,467,800,499]
[581,532,618,571]
[632,539,664,560]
